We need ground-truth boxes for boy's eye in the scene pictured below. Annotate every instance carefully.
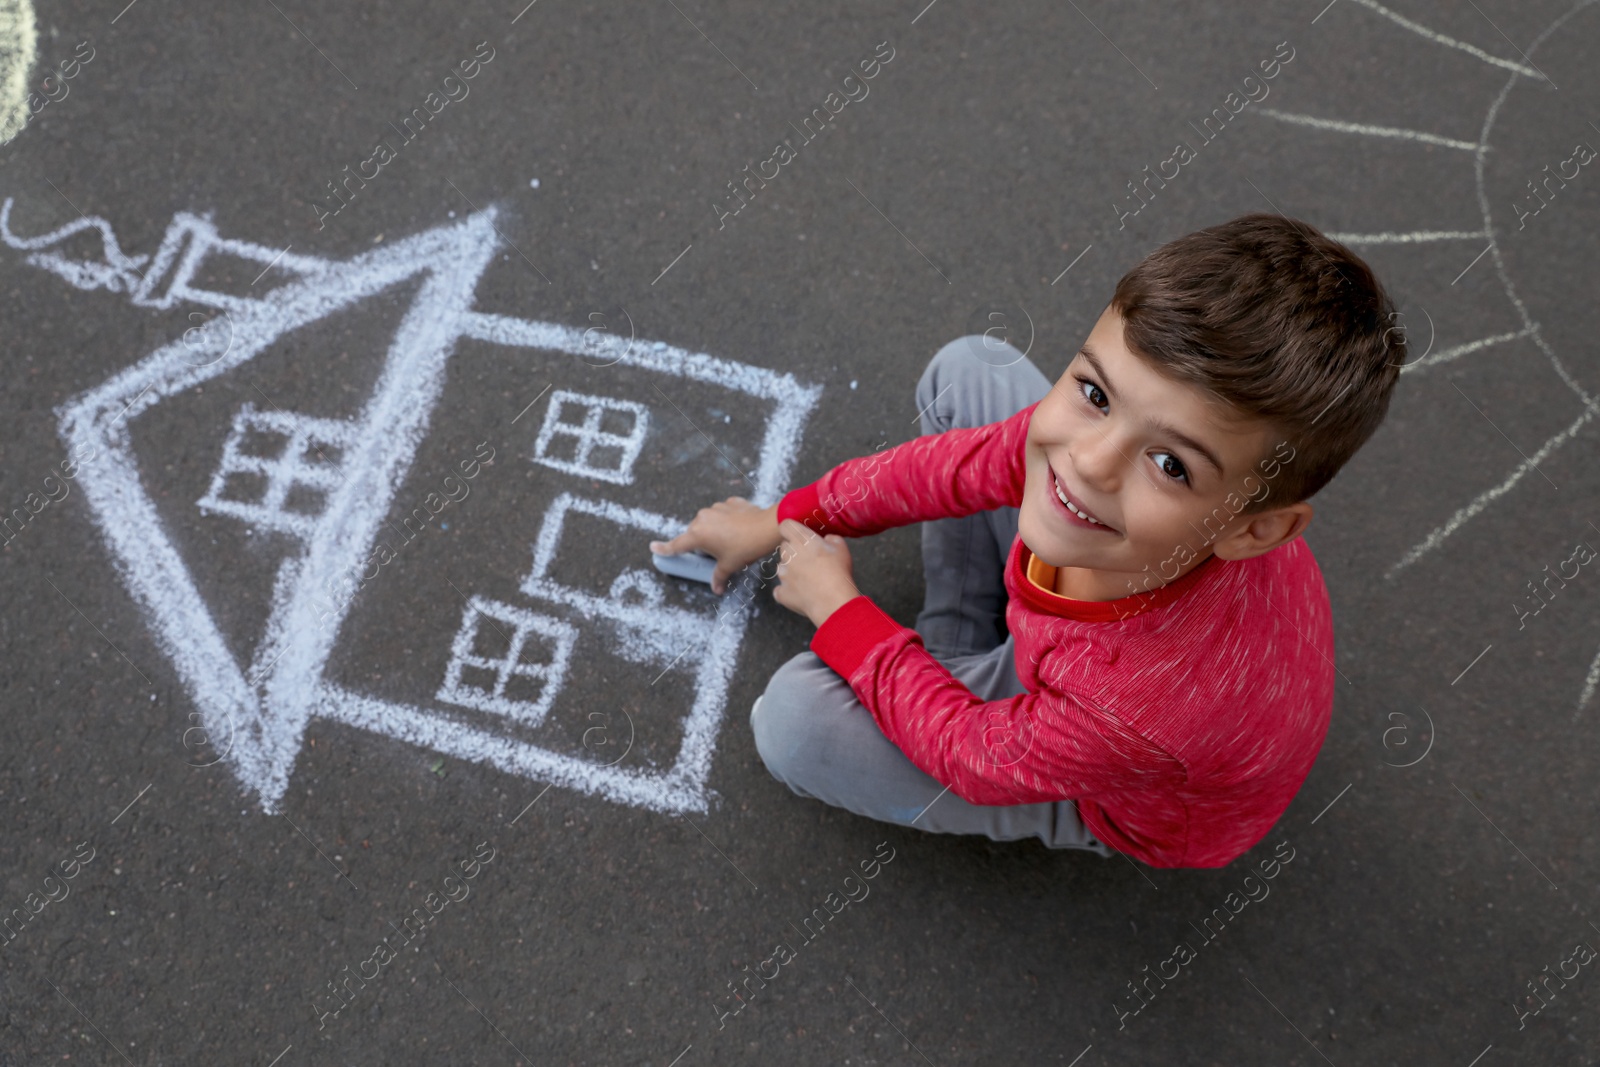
[1078,378,1108,411]
[1153,451,1188,483]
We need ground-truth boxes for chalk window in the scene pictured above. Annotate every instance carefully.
[531,390,649,485]
[198,404,359,537]
[436,595,577,726]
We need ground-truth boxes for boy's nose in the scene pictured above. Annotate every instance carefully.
[1068,432,1124,493]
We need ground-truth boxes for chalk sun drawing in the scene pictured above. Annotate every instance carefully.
[5,196,821,814]
[1258,0,1600,712]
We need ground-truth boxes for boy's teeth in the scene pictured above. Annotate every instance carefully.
[1053,475,1102,524]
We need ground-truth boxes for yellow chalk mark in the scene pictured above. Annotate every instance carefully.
[0,0,37,145]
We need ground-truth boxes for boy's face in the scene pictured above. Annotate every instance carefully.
[1020,305,1282,595]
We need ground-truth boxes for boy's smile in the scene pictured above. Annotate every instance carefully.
[1045,463,1118,532]
[1020,305,1287,602]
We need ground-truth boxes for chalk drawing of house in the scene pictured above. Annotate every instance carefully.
[15,199,821,815]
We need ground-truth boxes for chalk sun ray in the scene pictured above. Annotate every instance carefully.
[1386,407,1594,578]
[1400,328,1532,375]
[1576,644,1600,719]
[1342,0,1545,79]
[1256,108,1481,151]
[1324,229,1488,245]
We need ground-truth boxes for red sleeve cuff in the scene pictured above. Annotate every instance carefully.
[776,483,830,533]
[809,595,910,679]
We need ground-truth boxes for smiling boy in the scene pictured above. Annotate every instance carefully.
[650,214,1402,868]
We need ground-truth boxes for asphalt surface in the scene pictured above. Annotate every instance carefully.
[1,0,1598,1064]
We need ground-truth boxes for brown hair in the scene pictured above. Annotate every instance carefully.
[1111,213,1402,511]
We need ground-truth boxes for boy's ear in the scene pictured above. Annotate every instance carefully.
[1212,502,1313,561]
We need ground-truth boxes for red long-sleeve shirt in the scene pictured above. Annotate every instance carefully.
[776,401,1334,868]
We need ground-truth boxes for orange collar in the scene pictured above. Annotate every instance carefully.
[1011,541,1218,622]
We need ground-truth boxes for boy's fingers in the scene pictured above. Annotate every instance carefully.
[779,519,823,550]
[650,530,695,555]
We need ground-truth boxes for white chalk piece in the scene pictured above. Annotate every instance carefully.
[29,197,823,817]
[651,548,717,585]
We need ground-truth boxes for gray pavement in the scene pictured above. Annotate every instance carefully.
[1,0,1598,1063]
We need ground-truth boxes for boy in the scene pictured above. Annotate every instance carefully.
[649,214,1402,868]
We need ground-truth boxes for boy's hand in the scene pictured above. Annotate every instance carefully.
[772,519,859,628]
[649,497,782,595]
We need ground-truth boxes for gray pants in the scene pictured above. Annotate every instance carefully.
[750,336,1110,854]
